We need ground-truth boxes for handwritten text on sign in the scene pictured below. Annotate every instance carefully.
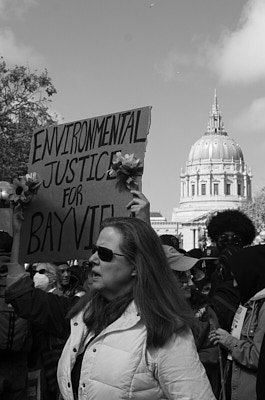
[19,106,151,262]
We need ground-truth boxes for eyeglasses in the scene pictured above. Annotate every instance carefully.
[92,245,125,262]
[218,234,242,247]
[37,269,47,274]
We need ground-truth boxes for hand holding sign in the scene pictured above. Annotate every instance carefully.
[126,191,150,225]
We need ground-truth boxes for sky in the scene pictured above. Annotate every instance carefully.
[1,0,265,219]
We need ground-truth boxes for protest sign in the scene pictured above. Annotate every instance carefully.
[19,106,151,262]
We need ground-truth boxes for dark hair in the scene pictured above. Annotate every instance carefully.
[159,234,179,249]
[69,217,195,348]
[159,234,186,254]
[0,231,13,253]
[226,244,265,304]
[207,209,256,246]
[52,261,69,267]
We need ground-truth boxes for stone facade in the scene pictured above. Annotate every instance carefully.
[151,91,253,251]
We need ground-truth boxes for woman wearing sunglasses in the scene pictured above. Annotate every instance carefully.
[33,262,59,292]
[6,203,215,399]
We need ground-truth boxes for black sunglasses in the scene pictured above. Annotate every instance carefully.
[218,234,242,246]
[92,245,125,262]
[37,269,47,274]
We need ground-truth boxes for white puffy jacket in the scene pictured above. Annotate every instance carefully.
[57,302,216,400]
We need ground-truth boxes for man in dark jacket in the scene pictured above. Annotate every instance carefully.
[206,209,256,331]
[0,231,32,400]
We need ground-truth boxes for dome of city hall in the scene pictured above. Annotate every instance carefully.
[153,90,253,251]
[173,89,252,226]
[188,92,244,163]
[188,132,244,162]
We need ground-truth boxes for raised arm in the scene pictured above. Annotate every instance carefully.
[5,205,77,339]
[126,190,151,225]
[7,205,28,283]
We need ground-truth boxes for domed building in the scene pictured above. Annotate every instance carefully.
[172,90,252,224]
[151,91,253,250]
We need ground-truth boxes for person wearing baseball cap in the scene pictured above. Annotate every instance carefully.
[163,244,220,397]
[162,245,198,299]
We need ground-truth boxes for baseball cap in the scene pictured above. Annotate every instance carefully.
[163,245,199,272]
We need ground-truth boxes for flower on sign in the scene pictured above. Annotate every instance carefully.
[107,152,143,191]
[9,172,42,208]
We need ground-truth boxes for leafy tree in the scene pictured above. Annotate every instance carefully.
[0,56,58,181]
[240,187,265,233]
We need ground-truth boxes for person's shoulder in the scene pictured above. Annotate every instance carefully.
[73,286,86,297]
[162,328,195,351]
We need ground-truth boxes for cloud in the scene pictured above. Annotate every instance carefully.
[232,97,265,132]
[208,0,265,84]
[0,28,44,68]
[0,0,37,20]
[156,0,265,85]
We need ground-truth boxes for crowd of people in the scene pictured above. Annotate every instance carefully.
[1,190,265,400]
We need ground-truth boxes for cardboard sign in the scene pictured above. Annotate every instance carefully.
[19,106,151,262]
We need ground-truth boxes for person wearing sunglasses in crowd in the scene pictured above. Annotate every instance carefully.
[33,262,60,292]
[206,209,256,333]
[5,193,215,400]
[28,262,65,400]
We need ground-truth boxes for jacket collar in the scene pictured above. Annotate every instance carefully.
[73,301,142,344]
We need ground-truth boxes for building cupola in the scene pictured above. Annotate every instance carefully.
[172,90,252,224]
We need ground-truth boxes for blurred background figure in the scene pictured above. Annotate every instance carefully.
[29,261,83,400]
[33,262,60,292]
[164,244,220,397]
[206,209,256,332]
[52,261,86,297]
[159,233,186,253]
[27,262,63,400]
[209,245,265,400]
[0,231,31,400]
[186,248,209,293]
[80,259,93,293]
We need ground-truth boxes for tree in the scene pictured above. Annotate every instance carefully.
[240,187,265,233]
[0,56,58,181]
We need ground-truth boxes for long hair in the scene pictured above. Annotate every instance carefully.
[69,217,196,348]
